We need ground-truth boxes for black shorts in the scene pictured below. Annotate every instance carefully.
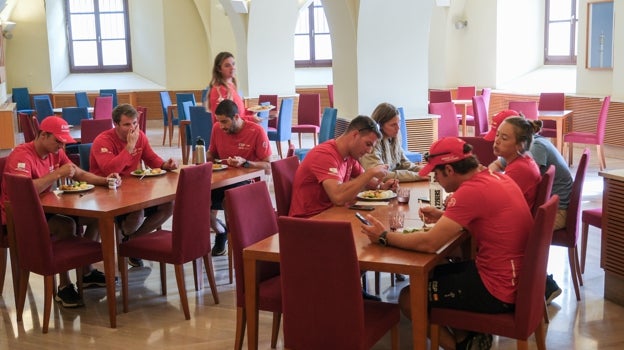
[211,180,251,210]
[428,260,514,314]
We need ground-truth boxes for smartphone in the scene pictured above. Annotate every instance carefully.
[348,204,375,211]
[355,212,371,225]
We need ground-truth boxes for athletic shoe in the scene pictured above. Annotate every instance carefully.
[129,257,144,267]
[545,274,562,305]
[362,290,382,302]
[212,233,228,256]
[83,269,107,288]
[55,284,84,308]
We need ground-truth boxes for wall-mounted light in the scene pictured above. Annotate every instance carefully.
[2,21,16,39]
[454,19,468,30]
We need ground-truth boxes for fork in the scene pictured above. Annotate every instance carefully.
[139,167,151,180]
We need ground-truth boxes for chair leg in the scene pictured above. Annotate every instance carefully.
[160,262,167,295]
[275,141,283,159]
[374,271,380,295]
[597,144,606,171]
[574,248,583,286]
[568,247,581,301]
[567,142,574,167]
[235,306,246,350]
[202,254,220,304]
[228,240,234,284]
[581,221,590,274]
[543,300,550,323]
[534,318,547,350]
[270,312,281,348]
[430,323,440,349]
[390,323,399,350]
[162,125,167,145]
[298,133,303,148]
[42,275,54,333]
[174,264,191,320]
[0,247,6,295]
[169,122,175,147]
[313,132,318,146]
[16,269,29,322]
[118,256,130,313]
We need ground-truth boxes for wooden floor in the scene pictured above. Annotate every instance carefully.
[1,121,624,349]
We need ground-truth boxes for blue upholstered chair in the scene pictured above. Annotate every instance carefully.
[12,87,35,115]
[75,92,92,118]
[33,95,54,123]
[188,106,213,164]
[99,89,118,107]
[398,107,422,163]
[267,98,294,159]
[159,91,178,146]
[294,107,337,161]
[61,107,90,126]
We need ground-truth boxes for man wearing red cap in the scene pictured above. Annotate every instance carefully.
[1,116,121,308]
[361,136,534,349]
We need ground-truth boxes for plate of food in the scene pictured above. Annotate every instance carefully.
[247,105,275,113]
[60,182,95,193]
[212,163,229,171]
[131,168,166,177]
[356,189,397,201]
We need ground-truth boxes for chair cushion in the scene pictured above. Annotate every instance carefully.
[291,125,320,133]
[582,208,602,228]
[563,132,599,144]
[117,230,180,264]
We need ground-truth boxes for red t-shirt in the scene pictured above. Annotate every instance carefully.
[505,155,541,209]
[443,169,533,304]
[289,140,364,218]
[90,128,164,177]
[1,142,71,224]
[208,120,271,161]
[208,84,255,122]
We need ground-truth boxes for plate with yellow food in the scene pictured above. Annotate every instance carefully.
[212,163,229,171]
[356,189,397,201]
[59,181,95,193]
[131,168,166,177]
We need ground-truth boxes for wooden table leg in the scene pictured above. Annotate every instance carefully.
[99,217,118,328]
[410,272,429,350]
[461,105,468,136]
[244,256,259,350]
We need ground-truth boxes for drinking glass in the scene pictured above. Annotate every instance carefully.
[388,211,405,232]
[397,187,411,204]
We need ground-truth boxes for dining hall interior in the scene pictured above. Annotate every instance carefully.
[1,0,624,349]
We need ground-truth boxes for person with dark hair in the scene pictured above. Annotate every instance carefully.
[90,104,178,267]
[206,99,272,255]
[485,113,541,209]
[360,137,534,350]
[360,102,427,182]
[207,51,260,123]
[289,115,397,218]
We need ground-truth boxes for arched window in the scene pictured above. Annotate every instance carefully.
[294,0,332,68]
[544,0,578,65]
[66,0,132,73]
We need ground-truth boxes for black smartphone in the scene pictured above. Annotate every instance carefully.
[355,212,371,225]
[348,204,375,211]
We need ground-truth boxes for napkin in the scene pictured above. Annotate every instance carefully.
[354,201,389,206]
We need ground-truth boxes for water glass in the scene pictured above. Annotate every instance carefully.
[388,211,405,232]
[397,187,411,204]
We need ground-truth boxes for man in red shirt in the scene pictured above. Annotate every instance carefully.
[1,116,120,308]
[206,99,271,255]
[361,137,533,349]
[90,104,178,267]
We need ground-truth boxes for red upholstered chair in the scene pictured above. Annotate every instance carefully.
[259,94,279,129]
[286,143,295,158]
[458,136,497,166]
[430,195,559,350]
[429,89,452,103]
[224,181,281,349]
[552,148,590,301]
[532,165,555,217]
[80,119,112,144]
[278,216,400,350]
[117,163,219,319]
[4,174,104,333]
[580,208,602,274]
[0,157,10,296]
[136,106,147,134]
[455,85,476,116]
[564,96,610,171]
[93,96,113,120]
[291,93,321,147]
[327,84,334,107]
[429,102,459,139]
[18,112,38,143]
[270,156,300,217]
[508,100,539,120]
[471,95,489,137]
[538,92,565,138]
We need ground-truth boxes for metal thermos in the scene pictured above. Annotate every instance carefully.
[195,136,206,164]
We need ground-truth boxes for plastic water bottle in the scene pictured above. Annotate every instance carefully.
[195,136,206,164]
[428,173,446,209]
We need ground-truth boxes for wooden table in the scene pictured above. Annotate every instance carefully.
[242,182,469,350]
[36,166,264,328]
[452,99,472,136]
[538,110,573,154]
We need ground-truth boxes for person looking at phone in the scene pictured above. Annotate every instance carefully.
[360,137,533,349]
[90,104,178,267]
[289,115,398,218]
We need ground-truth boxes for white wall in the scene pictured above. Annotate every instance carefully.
[130,0,166,87]
[46,0,70,91]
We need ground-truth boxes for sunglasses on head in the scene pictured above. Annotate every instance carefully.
[423,151,452,162]
[358,120,380,134]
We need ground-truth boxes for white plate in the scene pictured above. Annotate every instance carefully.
[247,105,275,112]
[60,184,95,193]
[131,169,167,177]
[212,164,229,171]
[356,190,397,201]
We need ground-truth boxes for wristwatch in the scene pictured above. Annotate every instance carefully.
[242,160,250,168]
[378,230,389,247]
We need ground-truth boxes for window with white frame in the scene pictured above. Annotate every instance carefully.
[544,0,578,65]
[294,0,332,68]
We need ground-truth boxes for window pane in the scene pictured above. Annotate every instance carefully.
[102,40,127,65]
[313,7,329,34]
[72,41,98,66]
[314,34,332,60]
[295,10,309,34]
[548,22,571,55]
[100,13,126,39]
[549,0,573,21]
[98,0,124,12]
[294,36,310,60]
[70,14,96,40]
[68,0,94,13]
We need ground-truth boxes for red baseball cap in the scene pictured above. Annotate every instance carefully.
[418,137,474,177]
[39,116,76,144]
[483,110,520,141]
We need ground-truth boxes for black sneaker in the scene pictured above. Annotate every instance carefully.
[55,284,84,308]
[212,233,228,256]
[362,290,381,302]
[395,273,407,282]
[456,332,492,350]
[83,269,106,288]
[545,274,562,305]
[128,257,144,267]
